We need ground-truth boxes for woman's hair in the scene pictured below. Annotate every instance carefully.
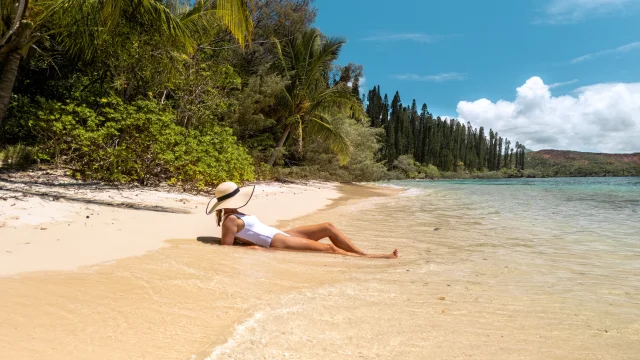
[216,209,224,227]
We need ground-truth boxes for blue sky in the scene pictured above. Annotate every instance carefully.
[314,0,640,152]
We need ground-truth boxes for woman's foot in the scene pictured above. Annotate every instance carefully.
[365,249,398,259]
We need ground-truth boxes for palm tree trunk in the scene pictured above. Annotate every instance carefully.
[267,124,291,166]
[0,51,22,130]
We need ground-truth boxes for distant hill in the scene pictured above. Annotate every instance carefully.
[526,150,640,177]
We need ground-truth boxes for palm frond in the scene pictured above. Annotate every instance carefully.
[307,85,358,114]
[305,35,345,91]
[46,0,254,59]
[179,8,223,43]
[48,0,194,59]
[307,114,352,165]
[274,87,294,114]
[216,0,253,48]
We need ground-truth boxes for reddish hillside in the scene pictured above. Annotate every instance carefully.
[526,150,640,176]
[531,150,640,165]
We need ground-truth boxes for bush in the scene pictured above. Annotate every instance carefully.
[0,144,37,168]
[472,171,504,179]
[392,155,419,179]
[420,164,441,179]
[27,96,254,190]
[523,169,543,178]
[1,95,39,146]
[280,117,390,182]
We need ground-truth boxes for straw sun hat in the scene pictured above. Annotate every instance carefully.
[205,182,255,215]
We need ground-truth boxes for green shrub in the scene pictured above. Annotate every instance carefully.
[1,95,39,146]
[473,171,504,179]
[523,169,543,178]
[280,117,390,182]
[28,96,254,190]
[168,125,255,190]
[421,164,441,179]
[0,144,37,168]
[253,162,278,181]
[392,155,418,178]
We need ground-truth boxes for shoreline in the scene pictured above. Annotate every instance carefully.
[0,172,403,360]
[0,170,400,276]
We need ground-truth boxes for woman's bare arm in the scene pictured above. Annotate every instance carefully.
[220,216,237,245]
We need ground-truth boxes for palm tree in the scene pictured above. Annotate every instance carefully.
[0,0,253,130]
[267,28,360,166]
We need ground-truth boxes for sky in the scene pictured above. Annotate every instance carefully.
[313,0,640,153]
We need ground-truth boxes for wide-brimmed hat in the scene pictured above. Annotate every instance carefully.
[205,182,255,215]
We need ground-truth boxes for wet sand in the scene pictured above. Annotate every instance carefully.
[3,178,637,359]
[0,180,401,359]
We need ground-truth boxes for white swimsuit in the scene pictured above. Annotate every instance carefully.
[232,213,289,248]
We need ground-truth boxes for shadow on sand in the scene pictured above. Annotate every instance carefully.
[196,236,257,248]
[196,236,222,245]
[0,178,190,214]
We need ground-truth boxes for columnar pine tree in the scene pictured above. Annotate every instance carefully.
[417,104,428,163]
[510,148,514,168]
[488,130,495,171]
[365,86,383,127]
[496,136,503,171]
[410,100,418,158]
[387,92,402,163]
[364,85,526,173]
[503,139,511,168]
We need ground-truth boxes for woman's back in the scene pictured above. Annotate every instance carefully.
[228,213,287,248]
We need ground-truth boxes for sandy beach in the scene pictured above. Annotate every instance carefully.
[0,170,401,359]
[0,170,353,276]
[3,172,638,360]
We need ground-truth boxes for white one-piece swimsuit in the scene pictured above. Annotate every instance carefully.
[234,213,289,248]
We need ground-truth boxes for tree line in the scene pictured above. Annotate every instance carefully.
[365,86,526,172]
[1,0,527,187]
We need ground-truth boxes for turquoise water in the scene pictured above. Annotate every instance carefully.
[394,177,640,259]
[397,177,640,246]
[198,177,640,359]
[385,177,640,293]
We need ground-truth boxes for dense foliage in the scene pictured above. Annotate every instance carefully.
[365,86,526,174]
[1,0,536,189]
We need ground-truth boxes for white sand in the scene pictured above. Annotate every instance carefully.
[0,170,340,276]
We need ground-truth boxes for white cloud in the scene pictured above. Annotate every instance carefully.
[347,76,367,97]
[347,76,366,88]
[538,0,637,23]
[391,73,466,82]
[549,79,579,88]
[456,76,640,153]
[570,41,640,64]
[362,33,451,43]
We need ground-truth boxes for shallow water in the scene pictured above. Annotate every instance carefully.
[1,179,639,359]
[202,177,640,359]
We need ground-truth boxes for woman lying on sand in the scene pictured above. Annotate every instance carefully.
[207,182,398,259]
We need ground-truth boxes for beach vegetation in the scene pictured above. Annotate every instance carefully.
[365,87,524,175]
[266,28,361,166]
[525,150,640,177]
[23,96,254,189]
[0,0,254,127]
[6,0,631,189]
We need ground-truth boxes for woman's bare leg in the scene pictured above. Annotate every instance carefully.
[271,234,397,259]
[285,222,366,255]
